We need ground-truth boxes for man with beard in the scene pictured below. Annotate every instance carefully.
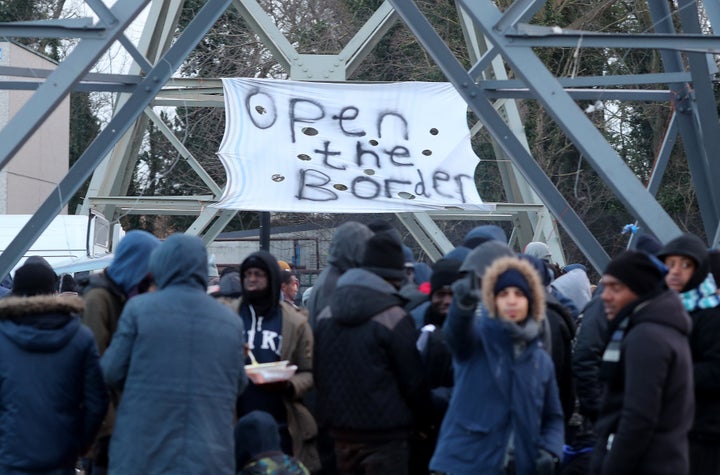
[237,251,319,472]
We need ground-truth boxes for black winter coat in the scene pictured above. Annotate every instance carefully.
[314,268,434,439]
[689,304,720,440]
[546,291,576,424]
[0,295,108,473]
[591,288,694,475]
[572,291,608,422]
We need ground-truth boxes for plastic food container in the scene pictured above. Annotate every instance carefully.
[244,360,298,384]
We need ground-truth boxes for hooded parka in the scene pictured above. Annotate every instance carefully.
[430,257,564,475]
[306,221,373,328]
[101,234,247,475]
[0,295,108,475]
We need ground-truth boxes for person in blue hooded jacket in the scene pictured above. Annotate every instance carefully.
[81,229,160,474]
[430,256,564,475]
[0,261,108,475]
[101,234,248,475]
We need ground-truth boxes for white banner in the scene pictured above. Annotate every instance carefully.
[214,78,491,213]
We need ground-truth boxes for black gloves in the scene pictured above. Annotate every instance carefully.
[451,274,481,311]
[536,448,559,475]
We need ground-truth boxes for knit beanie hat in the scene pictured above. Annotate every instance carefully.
[494,268,532,301]
[413,262,432,286]
[218,270,242,298]
[604,250,664,297]
[362,232,406,281]
[234,410,281,469]
[367,218,394,234]
[657,233,709,291]
[367,218,403,243]
[13,262,58,296]
[24,255,53,268]
[462,225,507,249]
[402,245,415,268]
[430,258,461,295]
[633,234,663,255]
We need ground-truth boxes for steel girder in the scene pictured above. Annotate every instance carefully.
[387,0,720,261]
[0,0,234,277]
[455,3,564,265]
[0,0,150,174]
[0,0,718,275]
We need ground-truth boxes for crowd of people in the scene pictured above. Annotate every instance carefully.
[0,221,718,475]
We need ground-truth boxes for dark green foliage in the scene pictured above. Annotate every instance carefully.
[68,93,100,214]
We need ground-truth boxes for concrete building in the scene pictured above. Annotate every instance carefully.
[0,41,69,214]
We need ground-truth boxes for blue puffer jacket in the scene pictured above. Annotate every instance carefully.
[430,258,564,475]
[0,295,108,475]
[102,234,248,475]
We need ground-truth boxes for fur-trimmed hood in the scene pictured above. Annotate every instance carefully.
[482,256,546,321]
[0,294,84,352]
[0,294,84,319]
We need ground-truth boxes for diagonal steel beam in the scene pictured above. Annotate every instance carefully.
[706,0,720,34]
[0,0,234,278]
[143,107,223,197]
[450,0,682,241]
[81,0,185,220]
[341,1,399,77]
[388,0,611,271]
[676,0,720,225]
[494,0,546,32]
[0,0,150,173]
[232,0,298,72]
[647,0,719,238]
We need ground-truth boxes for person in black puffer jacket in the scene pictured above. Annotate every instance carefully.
[591,251,693,475]
[314,232,436,475]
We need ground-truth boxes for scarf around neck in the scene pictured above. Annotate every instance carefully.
[680,273,720,313]
[501,317,541,358]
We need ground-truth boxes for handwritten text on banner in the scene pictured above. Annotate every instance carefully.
[214,79,489,213]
